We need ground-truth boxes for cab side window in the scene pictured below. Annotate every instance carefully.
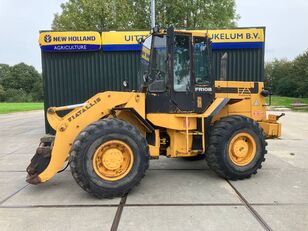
[194,37,210,84]
[173,35,190,92]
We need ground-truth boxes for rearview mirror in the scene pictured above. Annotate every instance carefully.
[137,37,145,44]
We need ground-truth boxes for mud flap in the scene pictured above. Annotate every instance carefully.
[26,136,54,184]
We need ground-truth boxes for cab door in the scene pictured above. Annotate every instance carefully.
[193,36,214,113]
[169,31,195,112]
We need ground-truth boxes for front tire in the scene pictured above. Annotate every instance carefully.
[69,118,149,198]
[206,116,267,180]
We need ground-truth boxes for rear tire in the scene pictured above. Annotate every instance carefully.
[206,115,267,180]
[69,118,149,198]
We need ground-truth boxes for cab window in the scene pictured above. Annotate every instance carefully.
[173,35,190,92]
[152,35,167,81]
[194,37,210,84]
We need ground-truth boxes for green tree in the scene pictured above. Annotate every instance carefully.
[0,64,11,84]
[293,50,308,97]
[30,80,44,101]
[4,88,33,102]
[265,50,308,98]
[155,0,238,28]
[0,63,43,102]
[0,84,5,101]
[52,0,238,30]
[52,0,127,30]
[265,59,299,97]
[2,63,42,94]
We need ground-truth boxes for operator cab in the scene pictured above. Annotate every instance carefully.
[139,26,214,114]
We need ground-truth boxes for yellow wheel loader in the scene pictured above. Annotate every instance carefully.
[26,27,283,198]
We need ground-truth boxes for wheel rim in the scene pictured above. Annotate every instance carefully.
[92,140,134,181]
[228,132,256,166]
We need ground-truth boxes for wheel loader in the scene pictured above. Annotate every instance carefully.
[26,26,283,198]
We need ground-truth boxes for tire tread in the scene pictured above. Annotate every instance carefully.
[205,115,267,180]
[69,118,149,198]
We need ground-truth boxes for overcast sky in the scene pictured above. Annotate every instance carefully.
[0,0,307,72]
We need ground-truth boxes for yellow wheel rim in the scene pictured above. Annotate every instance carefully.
[228,132,256,166]
[92,140,134,181]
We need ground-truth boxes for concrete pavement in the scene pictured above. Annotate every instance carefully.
[0,110,307,231]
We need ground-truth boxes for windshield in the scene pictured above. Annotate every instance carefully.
[139,35,167,90]
[139,35,152,90]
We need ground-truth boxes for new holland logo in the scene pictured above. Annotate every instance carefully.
[44,35,52,43]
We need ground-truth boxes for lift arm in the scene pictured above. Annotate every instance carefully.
[27,92,145,184]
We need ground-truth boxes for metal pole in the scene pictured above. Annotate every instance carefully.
[150,0,156,28]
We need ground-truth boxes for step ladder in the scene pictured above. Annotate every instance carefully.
[179,116,205,154]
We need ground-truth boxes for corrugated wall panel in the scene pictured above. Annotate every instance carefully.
[212,48,264,81]
[43,51,140,133]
